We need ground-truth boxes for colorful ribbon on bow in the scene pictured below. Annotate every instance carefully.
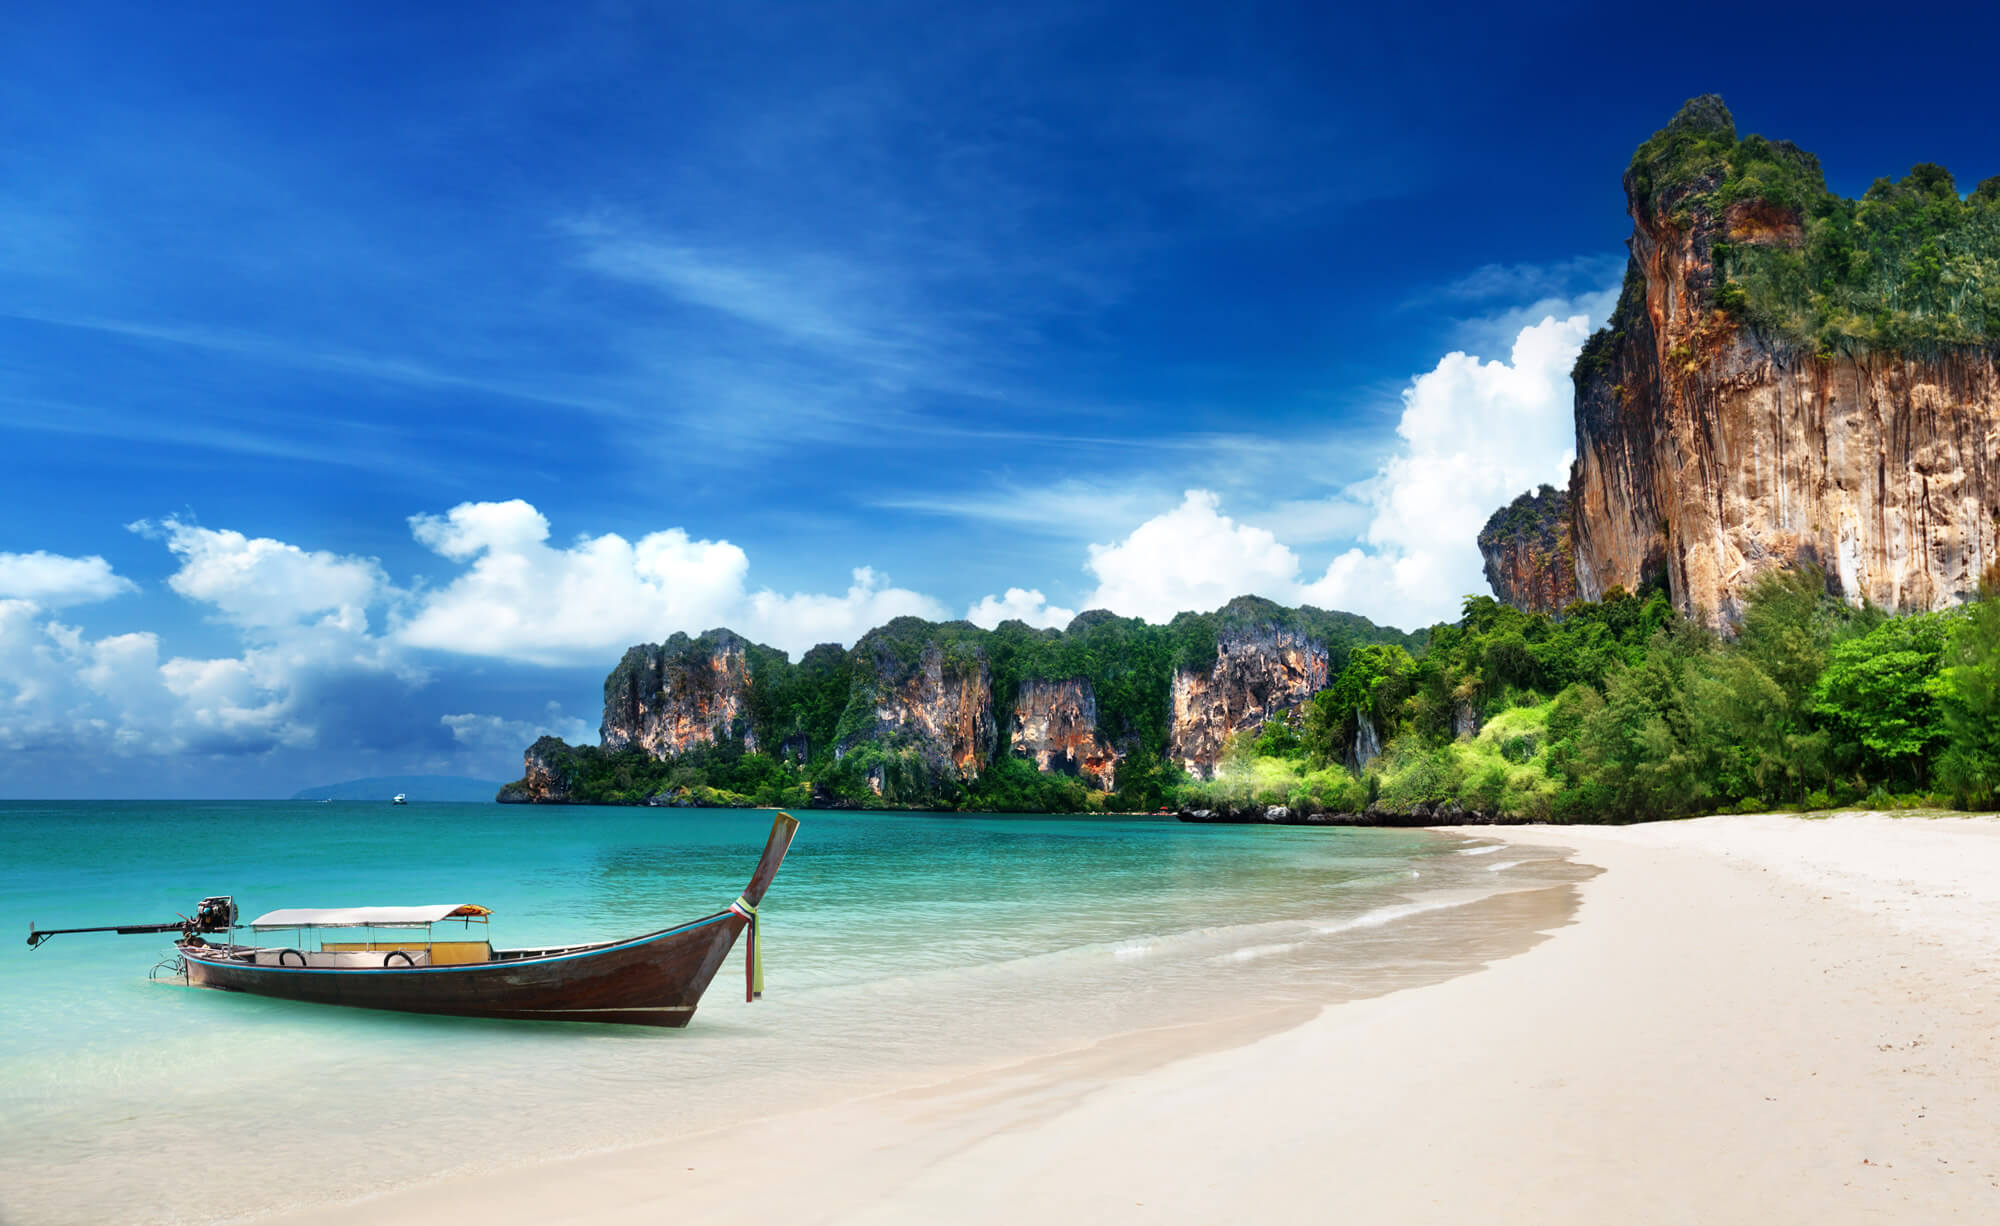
[729,895,762,1001]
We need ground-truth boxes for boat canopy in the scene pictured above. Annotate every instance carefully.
[247,904,492,930]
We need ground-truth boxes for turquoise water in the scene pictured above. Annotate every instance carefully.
[0,802,1581,1225]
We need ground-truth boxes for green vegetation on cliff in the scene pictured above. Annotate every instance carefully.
[1627,94,2000,352]
[1191,572,2000,822]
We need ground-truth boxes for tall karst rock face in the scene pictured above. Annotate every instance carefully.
[1495,95,2000,625]
[1009,678,1119,791]
[835,620,997,797]
[1169,615,1330,778]
[1478,485,1579,615]
[601,630,761,756]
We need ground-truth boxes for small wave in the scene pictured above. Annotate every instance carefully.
[1486,861,1523,872]
[1456,845,1502,856]
[1111,942,1152,961]
[1314,896,1480,935]
[1225,941,1302,962]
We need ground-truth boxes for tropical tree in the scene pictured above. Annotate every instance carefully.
[1808,614,1951,790]
[1938,584,2000,808]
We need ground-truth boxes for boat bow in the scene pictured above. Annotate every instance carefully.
[732,811,800,1001]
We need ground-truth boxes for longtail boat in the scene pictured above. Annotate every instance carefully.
[26,812,799,1029]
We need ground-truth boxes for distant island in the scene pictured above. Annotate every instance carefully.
[292,775,506,803]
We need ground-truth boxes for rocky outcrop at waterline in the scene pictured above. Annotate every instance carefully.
[1176,801,1517,827]
[496,736,576,804]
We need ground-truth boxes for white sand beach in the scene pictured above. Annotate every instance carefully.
[268,814,2000,1226]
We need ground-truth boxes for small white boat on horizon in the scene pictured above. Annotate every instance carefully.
[391,793,407,805]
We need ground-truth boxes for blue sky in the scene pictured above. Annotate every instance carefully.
[3,1,1995,796]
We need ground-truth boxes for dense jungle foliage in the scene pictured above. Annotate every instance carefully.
[1183,571,2000,822]
[1625,94,2000,352]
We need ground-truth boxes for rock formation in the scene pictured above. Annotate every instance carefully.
[1169,623,1330,778]
[836,621,996,795]
[600,630,758,756]
[497,736,574,804]
[1009,677,1119,790]
[1478,485,1579,615]
[1553,97,2000,625]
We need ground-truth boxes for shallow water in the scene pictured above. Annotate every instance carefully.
[0,802,1584,1225]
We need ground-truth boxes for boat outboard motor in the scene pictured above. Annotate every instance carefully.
[193,896,237,935]
[27,895,238,948]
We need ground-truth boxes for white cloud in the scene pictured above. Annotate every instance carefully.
[1448,287,1618,363]
[1242,495,1374,547]
[1298,312,1592,626]
[0,599,253,755]
[966,588,1078,630]
[1082,490,1303,624]
[409,498,559,560]
[1069,304,1605,631]
[400,500,751,664]
[0,551,135,607]
[745,568,947,655]
[1,520,423,762]
[399,499,945,662]
[140,517,389,631]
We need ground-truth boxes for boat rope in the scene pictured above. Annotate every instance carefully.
[728,896,762,1001]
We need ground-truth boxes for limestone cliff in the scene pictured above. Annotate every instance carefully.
[835,620,996,797]
[496,736,573,804]
[1009,678,1119,791]
[600,630,760,756]
[1562,97,2000,624]
[1169,619,1329,778]
[1478,486,1579,615]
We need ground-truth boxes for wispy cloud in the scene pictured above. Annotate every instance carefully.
[566,227,930,364]
[879,479,1172,538]
[0,309,627,419]
[1410,254,1627,307]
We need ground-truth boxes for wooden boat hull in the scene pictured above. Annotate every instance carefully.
[180,911,747,1028]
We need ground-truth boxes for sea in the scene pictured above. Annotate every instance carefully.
[0,801,1588,1226]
